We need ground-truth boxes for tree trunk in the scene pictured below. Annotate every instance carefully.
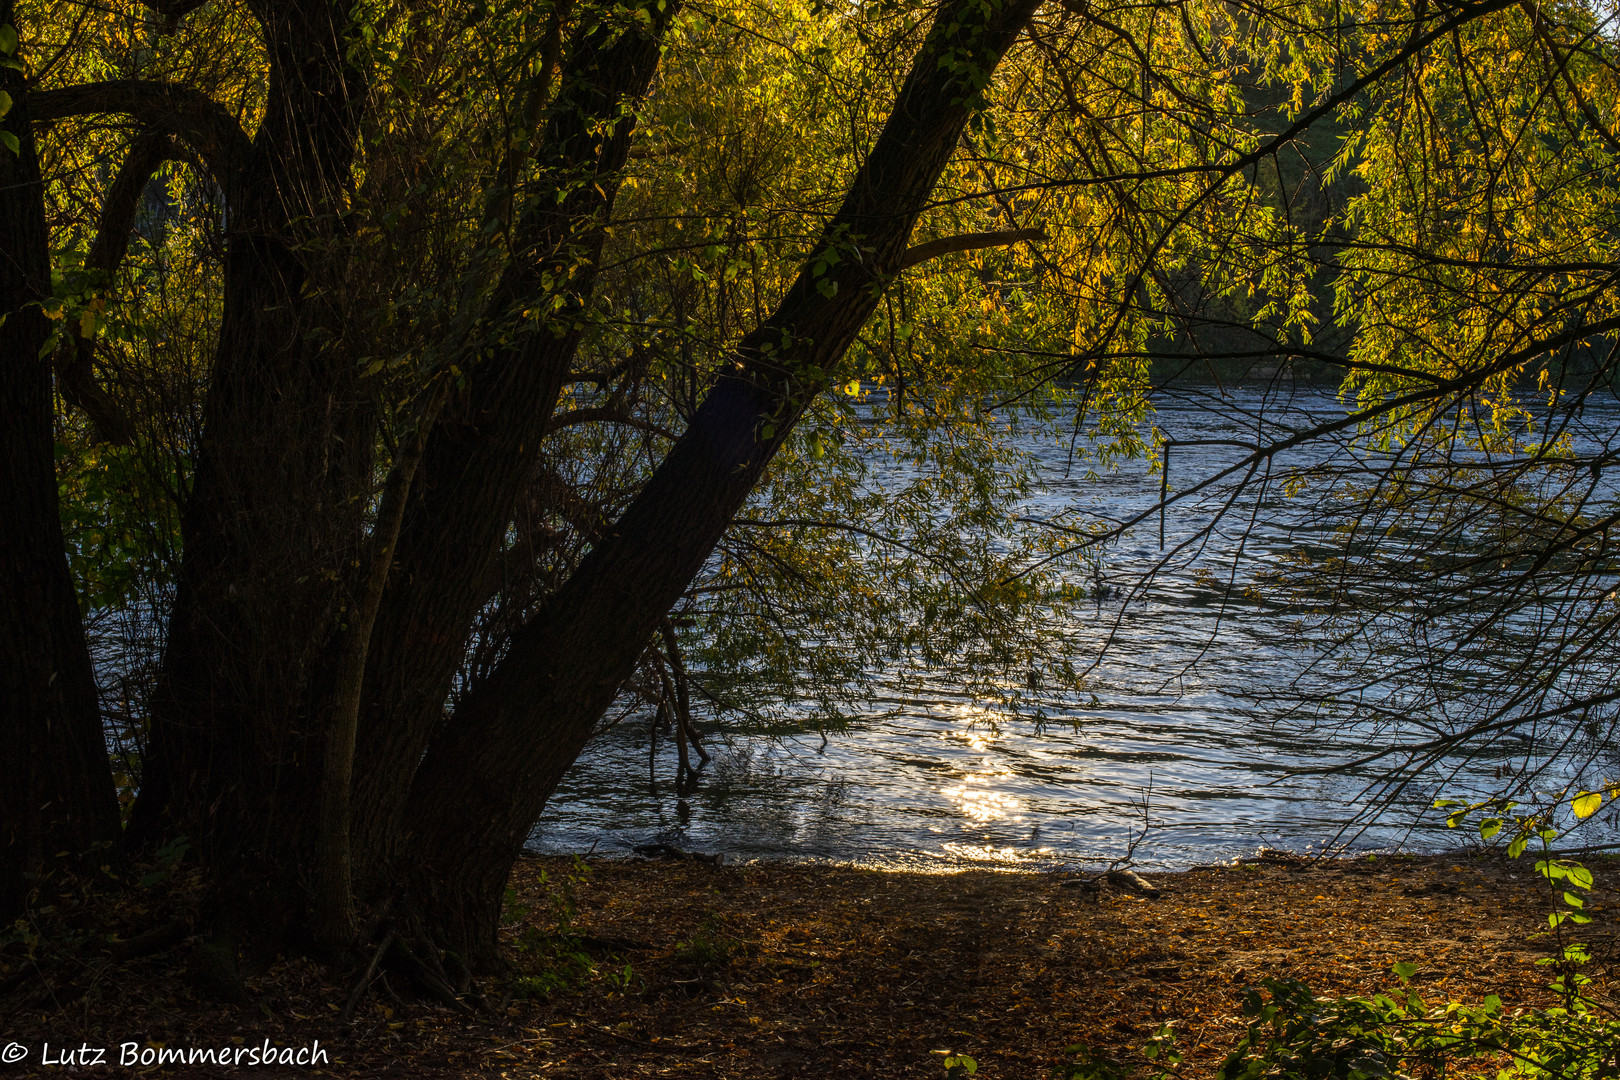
[130,0,372,929]
[349,3,680,888]
[0,1,119,918]
[398,0,1042,969]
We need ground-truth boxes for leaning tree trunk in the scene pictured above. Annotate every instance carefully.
[398,0,1044,969]
[0,0,120,918]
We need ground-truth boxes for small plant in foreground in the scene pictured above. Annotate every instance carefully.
[1055,1023,1184,1080]
[506,858,627,999]
[1212,788,1619,1080]
[1053,1043,1130,1080]
[673,912,735,973]
[1213,962,1620,1080]
[1056,786,1617,1080]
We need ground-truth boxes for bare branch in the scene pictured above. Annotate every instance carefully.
[544,407,678,440]
[897,227,1046,271]
[56,128,175,446]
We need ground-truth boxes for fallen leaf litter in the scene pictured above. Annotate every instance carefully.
[2,852,1614,1078]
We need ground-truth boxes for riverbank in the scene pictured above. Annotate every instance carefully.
[2,853,1615,1078]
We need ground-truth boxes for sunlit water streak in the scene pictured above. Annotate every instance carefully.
[530,385,1620,869]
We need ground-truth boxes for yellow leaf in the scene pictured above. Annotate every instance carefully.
[1571,791,1602,820]
[79,309,96,336]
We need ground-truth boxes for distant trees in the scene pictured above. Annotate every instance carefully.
[4,0,1619,990]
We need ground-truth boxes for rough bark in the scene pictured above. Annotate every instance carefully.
[0,1,120,917]
[399,0,1043,968]
[131,0,373,906]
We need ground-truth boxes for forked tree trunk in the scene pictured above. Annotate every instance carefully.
[0,0,119,917]
[349,4,680,888]
[398,0,1043,969]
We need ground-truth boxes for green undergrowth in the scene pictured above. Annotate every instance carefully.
[503,858,635,1000]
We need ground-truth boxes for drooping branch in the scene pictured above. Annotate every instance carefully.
[1517,0,1620,157]
[897,227,1046,271]
[660,617,707,781]
[30,80,254,194]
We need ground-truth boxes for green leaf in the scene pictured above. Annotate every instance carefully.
[0,89,11,118]
[1507,834,1529,859]
[1479,817,1502,840]
[0,24,16,55]
[0,129,17,156]
[1571,790,1602,820]
[1392,961,1418,983]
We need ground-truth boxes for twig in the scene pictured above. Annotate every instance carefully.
[341,931,394,1022]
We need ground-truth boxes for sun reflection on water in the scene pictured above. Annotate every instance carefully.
[943,772,1021,823]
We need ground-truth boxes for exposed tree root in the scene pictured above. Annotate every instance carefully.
[106,917,193,961]
[341,930,393,1022]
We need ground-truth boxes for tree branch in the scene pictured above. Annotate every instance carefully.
[56,129,175,446]
[30,80,253,192]
[897,227,1046,271]
[544,407,678,440]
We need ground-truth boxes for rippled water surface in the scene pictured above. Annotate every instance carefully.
[530,386,1620,869]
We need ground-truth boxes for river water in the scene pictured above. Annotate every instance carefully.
[529,384,1620,870]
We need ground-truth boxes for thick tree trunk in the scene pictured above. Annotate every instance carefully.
[131,0,372,921]
[399,0,1042,969]
[350,3,680,887]
[0,2,119,917]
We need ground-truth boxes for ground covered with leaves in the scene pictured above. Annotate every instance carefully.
[3,853,1615,1078]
